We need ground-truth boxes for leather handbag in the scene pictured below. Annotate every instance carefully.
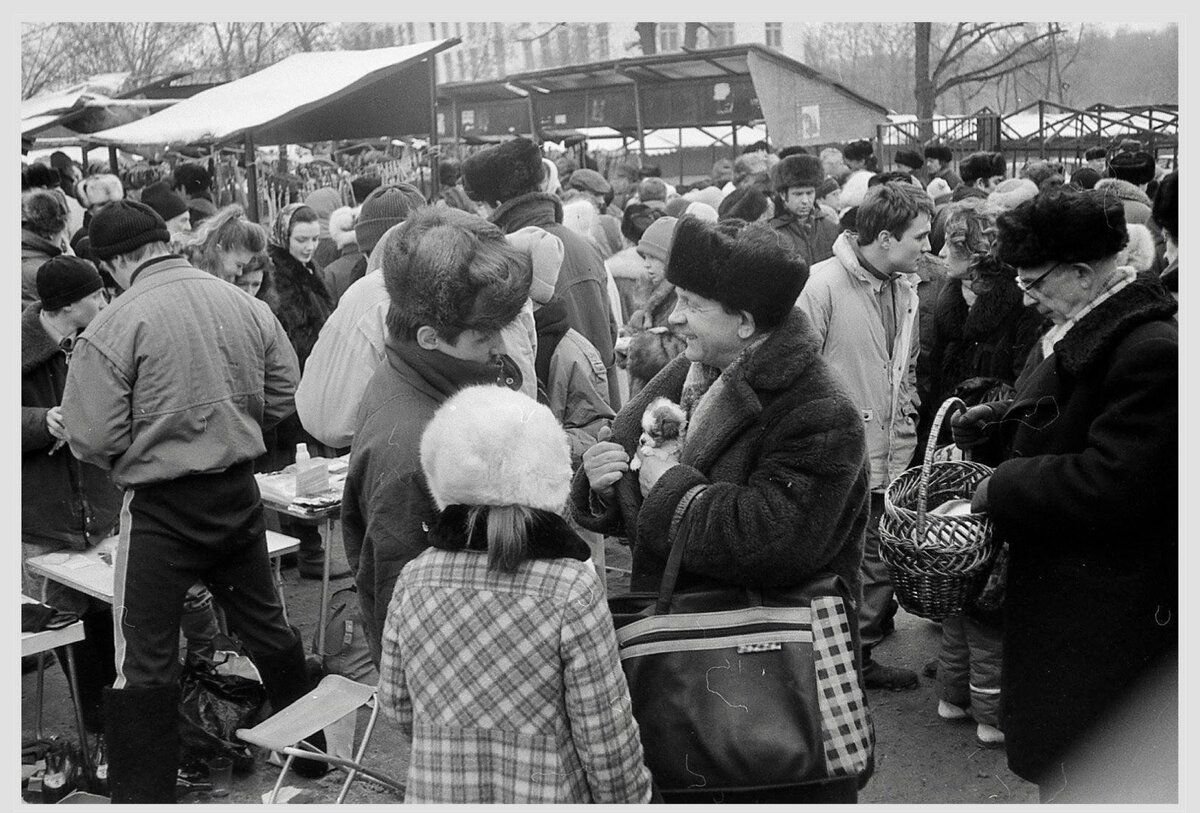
[609,515,874,795]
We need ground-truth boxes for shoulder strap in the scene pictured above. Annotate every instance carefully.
[654,484,705,615]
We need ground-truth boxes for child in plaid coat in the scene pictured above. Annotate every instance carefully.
[379,385,653,803]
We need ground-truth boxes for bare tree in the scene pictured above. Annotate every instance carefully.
[914,22,1065,140]
[209,23,289,81]
[21,22,71,98]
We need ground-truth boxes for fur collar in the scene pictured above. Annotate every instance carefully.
[1055,279,1177,376]
[21,302,60,373]
[1095,178,1152,208]
[429,504,591,562]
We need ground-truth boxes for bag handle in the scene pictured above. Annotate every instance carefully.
[654,485,705,615]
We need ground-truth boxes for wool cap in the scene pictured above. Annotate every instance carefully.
[420,384,572,512]
[88,199,171,260]
[507,226,564,305]
[843,140,874,162]
[666,216,806,331]
[462,137,544,204]
[566,168,611,196]
[774,154,824,192]
[139,181,189,222]
[895,149,925,170]
[1107,150,1156,186]
[37,255,103,311]
[356,183,425,254]
[987,178,1039,211]
[637,216,678,263]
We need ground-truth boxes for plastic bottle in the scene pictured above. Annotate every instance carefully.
[294,443,328,497]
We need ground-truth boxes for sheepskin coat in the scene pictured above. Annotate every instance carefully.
[977,280,1177,787]
[379,511,652,804]
[21,228,63,309]
[569,308,870,603]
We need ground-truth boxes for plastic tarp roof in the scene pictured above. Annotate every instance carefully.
[89,40,456,148]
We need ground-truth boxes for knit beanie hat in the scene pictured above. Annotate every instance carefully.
[506,226,564,305]
[355,183,425,254]
[420,384,572,512]
[987,178,1039,211]
[637,216,678,263]
[88,199,171,260]
[37,255,103,311]
[139,182,188,222]
[816,177,840,200]
[1107,150,1156,186]
[666,217,806,331]
[462,137,544,204]
[773,154,824,193]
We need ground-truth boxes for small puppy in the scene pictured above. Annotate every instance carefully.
[630,397,687,471]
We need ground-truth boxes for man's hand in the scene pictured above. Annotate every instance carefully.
[46,406,68,441]
[582,426,629,499]
[636,447,676,497]
[951,403,1000,449]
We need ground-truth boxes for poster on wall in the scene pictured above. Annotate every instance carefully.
[801,104,821,140]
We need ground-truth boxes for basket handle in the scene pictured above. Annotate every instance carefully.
[917,397,967,539]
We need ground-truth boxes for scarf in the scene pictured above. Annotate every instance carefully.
[679,334,769,448]
[271,202,308,250]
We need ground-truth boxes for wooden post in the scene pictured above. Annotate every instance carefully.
[245,131,259,223]
[1038,100,1046,159]
[107,146,119,174]
[632,80,646,165]
[428,57,440,200]
[679,126,684,185]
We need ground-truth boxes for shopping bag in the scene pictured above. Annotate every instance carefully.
[178,653,268,775]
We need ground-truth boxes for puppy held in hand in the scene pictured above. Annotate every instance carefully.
[630,397,687,471]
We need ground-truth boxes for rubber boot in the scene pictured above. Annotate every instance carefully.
[103,684,181,803]
[251,635,330,778]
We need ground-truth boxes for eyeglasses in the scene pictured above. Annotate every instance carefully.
[1014,262,1064,294]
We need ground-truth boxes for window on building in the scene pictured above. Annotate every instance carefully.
[406,23,416,44]
[659,23,681,52]
[556,24,571,64]
[764,22,782,48]
[708,23,736,47]
[596,23,610,59]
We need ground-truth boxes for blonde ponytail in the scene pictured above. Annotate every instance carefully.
[466,505,533,573]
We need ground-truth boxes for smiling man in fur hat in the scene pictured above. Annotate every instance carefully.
[768,153,839,266]
[572,216,871,802]
[463,137,621,408]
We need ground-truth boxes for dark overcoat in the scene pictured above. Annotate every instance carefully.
[981,280,1177,785]
[569,308,870,601]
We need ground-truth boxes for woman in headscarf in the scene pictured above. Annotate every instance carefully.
[265,202,345,579]
[303,186,345,271]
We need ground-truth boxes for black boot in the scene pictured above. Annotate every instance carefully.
[251,636,330,778]
[104,685,181,803]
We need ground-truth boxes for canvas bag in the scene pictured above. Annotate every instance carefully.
[609,511,874,794]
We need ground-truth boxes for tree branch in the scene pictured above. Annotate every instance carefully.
[934,25,1061,93]
[934,22,1027,80]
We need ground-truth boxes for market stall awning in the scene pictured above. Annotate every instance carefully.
[89,40,458,148]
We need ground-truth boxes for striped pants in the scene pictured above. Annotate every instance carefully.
[112,461,297,688]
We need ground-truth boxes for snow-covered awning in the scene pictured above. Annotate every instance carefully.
[89,40,458,148]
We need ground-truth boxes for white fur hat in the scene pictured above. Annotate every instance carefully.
[987,177,1039,211]
[329,205,359,249]
[420,385,572,512]
[1122,223,1156,272]
[506,226,564,305]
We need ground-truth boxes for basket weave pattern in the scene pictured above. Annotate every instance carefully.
[880,398,996,620]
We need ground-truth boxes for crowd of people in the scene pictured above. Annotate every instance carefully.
[21,131,1178,803]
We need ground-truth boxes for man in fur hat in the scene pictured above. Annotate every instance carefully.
[958,151,1008,196]
[924,144,963,191]
[463,137,621,408]
[768,154,839,266]
[572,217,872,802]
[840,139,877,209]
[798,183,936,691]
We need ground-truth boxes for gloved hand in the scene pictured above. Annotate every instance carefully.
[950,402,1004,449]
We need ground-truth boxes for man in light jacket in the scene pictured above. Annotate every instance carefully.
[60,201,328,801]
[797,182,933,691]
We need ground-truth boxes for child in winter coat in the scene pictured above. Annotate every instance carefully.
[379,385,652,803]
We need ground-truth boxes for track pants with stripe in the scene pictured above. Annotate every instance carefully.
[112,461,298,688]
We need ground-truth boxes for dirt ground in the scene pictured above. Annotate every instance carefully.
[21,524,1036,804]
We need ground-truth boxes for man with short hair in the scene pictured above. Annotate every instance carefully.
[958,151,1008,195]
[1083,146,1108,175]
[768,154,838,266]
[61,200,326,801]
[798,182,935,691]
[340,207,530,664]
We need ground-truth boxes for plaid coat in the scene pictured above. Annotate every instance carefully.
[379,547,653,804]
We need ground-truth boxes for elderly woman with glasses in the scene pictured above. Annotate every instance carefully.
[950,188,1177,803]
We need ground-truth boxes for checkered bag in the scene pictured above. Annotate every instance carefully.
[609,546,874,794]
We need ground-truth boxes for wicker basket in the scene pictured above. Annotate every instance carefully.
[880,398,996,620]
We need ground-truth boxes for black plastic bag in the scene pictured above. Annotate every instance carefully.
[178,653,268,775]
